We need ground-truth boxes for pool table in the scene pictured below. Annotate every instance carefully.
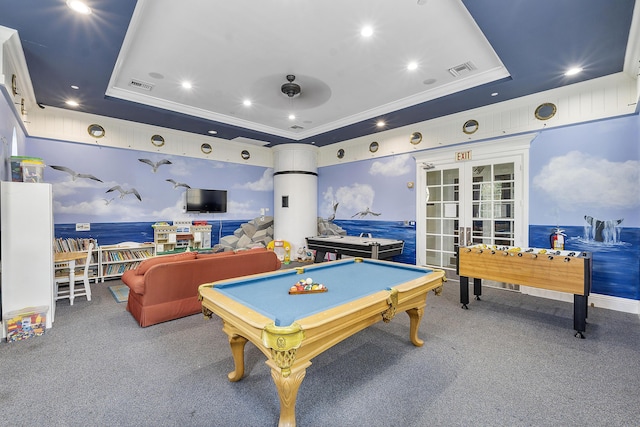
[198,258,445,427]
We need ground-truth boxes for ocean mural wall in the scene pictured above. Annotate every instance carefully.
[22,138,274,247]
[317,154,417,264]
[529,114,640,300]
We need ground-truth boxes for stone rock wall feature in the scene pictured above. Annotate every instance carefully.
[213,215,345,252]
[317,218,346,236]
[213,216,275,252]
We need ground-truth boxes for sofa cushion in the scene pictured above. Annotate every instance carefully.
[137,251,197,275]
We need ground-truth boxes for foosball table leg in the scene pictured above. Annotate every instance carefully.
[460,276,470,309]
[573,294,588,339]
[474,278,482,301]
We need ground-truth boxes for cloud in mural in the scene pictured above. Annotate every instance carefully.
[323,183,376,217]
[369,154,411,176]
[164,157,196,176]
[533,151,640,208]
[234,168,273,191]
[53,197,147,220]
[51,179,103,197]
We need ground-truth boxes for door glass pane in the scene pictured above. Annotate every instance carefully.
[472,202,493,218]
[426,218,441,234]
[426,202,441,217]
[427,186,442,202]
[494,163,514,181]
[426,234,441,251]
[443,185,458,201]
[442,219,457,236]
[494,202,514,219]
[427,170,441,185]
[495,182,513,200]
[425,250,440,266]
[472,220,492,237]
[443,170,458,185]
[473,165,491,182]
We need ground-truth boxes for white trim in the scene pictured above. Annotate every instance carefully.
[522,286,640,315]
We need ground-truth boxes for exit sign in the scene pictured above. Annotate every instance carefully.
[455,150,472,161]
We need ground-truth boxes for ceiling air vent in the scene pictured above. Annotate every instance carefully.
[128,79,154,91]
[290,125,304,130]
[448,61,477,77]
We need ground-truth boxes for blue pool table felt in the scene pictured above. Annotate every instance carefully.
[211,260,433,326]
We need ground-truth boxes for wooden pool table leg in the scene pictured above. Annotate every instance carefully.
[406,307,425,347]
[226,333,248,382]
[268,362,310,427]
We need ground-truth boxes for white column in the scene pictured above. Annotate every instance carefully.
[272,144,318,257]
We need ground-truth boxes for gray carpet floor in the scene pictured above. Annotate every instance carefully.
[1,277,639,427]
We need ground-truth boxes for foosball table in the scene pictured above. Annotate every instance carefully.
[456,245,592,338]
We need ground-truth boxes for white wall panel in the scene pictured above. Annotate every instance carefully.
[318,72,637,167]
[26,106,273,166]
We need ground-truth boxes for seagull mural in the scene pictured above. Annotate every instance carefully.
[106,185,142,201]
[166,179,190,189]
[351,207,381,219]
[138,158,172,173]
[49,165,103,182]
[327,202,339,222]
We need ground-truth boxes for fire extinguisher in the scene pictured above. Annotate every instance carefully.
[549,227,566,250]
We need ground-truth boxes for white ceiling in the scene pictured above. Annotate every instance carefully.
[106,0,509,142]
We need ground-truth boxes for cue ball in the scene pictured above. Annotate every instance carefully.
[306,278,313,285]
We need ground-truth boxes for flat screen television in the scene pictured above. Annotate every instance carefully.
[185,188,227,213]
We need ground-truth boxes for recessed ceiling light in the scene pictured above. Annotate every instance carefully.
[181,81,192,89]
[289,114,296,120]
[564,67,583,76]
[65,100,79,107]
[361,26,373,37]
[377,120,385,127]
[208,130,217,135]
[243,99,252,107]
[491,92,499,97]
[66,0,92,15]
[71,85,79,90]
[407,62,418,71]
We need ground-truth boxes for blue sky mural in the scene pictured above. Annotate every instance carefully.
[25,138,273,224]
[318,154,416,222]
[530,115,639,228]
[317,153,417,264]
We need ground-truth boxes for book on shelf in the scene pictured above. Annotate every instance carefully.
[54,237,97,253]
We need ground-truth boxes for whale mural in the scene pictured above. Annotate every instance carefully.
[584,215,623,243]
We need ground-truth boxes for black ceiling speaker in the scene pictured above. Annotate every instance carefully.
[281,74,301,97]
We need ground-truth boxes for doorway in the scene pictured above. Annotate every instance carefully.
[414,135,533,281]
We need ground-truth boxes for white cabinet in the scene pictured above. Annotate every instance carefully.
[1,182,54,334]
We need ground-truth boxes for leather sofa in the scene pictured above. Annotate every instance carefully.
[121,248,281,327]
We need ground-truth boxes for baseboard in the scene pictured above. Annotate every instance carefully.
[521,286,640,315]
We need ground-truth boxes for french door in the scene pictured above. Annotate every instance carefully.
[415,136,531,276]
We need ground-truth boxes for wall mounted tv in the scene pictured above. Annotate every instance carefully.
[185,189,227,213]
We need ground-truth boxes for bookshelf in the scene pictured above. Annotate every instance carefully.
[99,243,155,281]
